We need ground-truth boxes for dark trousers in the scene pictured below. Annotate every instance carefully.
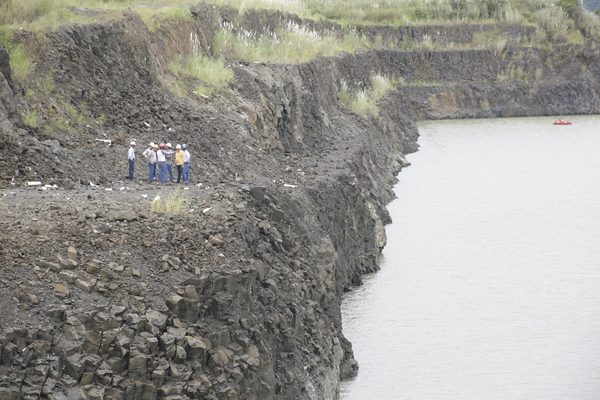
[176,165,183,183]
[128,159,134,180]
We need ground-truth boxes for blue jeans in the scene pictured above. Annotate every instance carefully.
[183,162,190,182]
[167,164,174,181]
[128,159,135,180]
[147,163,156,182]
[158,161,168,184]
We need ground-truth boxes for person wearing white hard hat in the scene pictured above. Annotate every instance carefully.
[175,144,184,183]
[182,144,191,183]
[142,142,158,183]
[164,142,175,182]
[157,143,168,184]
[127,141,136,180]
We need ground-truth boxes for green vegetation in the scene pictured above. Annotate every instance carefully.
[64,101,87,125]
[0,0,590,37]
[168,54,234,97]
[338,74,397,117]
[0,0,195,31]
[301,0,501,26]
[38,73,56,93]
[96,113,107,125]
[20,110,40,128]
[6,44,32,81]
[0,27,33,82]
[0,0,593,72]
[213,23,368,64]
[135,5,194,32]
[151,190,189,214]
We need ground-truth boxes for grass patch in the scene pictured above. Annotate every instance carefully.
[0,0,57,26]
[96,113,106,125]
[38,73,56,93]
[136,5,193,32]
[168,55,234,97]
[0,0,591,34]
[206,0,306,14]
[0,0,193,31]
[350,90,379,117]
[339,73,396,117]
[20,110,40,128]
[64,102,87,125]
[151,190,189,214]
[302,0,513,26]
[0,28,34,82]
[8,44,33,81]
[47,117,70,133]
[213,22,368,64]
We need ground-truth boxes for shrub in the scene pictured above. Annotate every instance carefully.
[350,90,379,117]
[339,74,396,117]
[371,73,396,98]
[531,4,571,42]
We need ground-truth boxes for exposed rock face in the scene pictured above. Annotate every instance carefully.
[2,4,600,400]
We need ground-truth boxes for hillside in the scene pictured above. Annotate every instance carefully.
[1,1,600,399]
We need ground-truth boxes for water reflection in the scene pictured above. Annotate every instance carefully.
[340,116,600,400]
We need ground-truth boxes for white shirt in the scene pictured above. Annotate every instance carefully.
[143,148,157,163]
[183,150,190,163]
[128,147,135,161]
[157,149,166,162]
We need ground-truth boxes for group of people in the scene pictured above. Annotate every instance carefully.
[127,141,191,184]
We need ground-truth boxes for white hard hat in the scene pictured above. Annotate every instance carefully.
[176,144,181,149]
[166,143,172,148]
[149,141,155,147]
[130,141,136,146]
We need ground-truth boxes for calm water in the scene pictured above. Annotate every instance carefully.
[340,116,600,400]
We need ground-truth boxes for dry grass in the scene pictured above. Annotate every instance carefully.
[213,21,368,64]
[339,73,396,117]
[151,190,189,214]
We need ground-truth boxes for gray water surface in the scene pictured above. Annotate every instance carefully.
[340,117,600,400]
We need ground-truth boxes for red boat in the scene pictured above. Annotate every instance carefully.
[553,119,572,125]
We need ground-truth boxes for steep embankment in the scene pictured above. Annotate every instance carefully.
[1,4,600,400]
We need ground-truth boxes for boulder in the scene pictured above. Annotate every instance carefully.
[67,246,78,261]
[53,284,70,298]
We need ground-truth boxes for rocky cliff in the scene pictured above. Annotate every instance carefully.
[1,3,600,400]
